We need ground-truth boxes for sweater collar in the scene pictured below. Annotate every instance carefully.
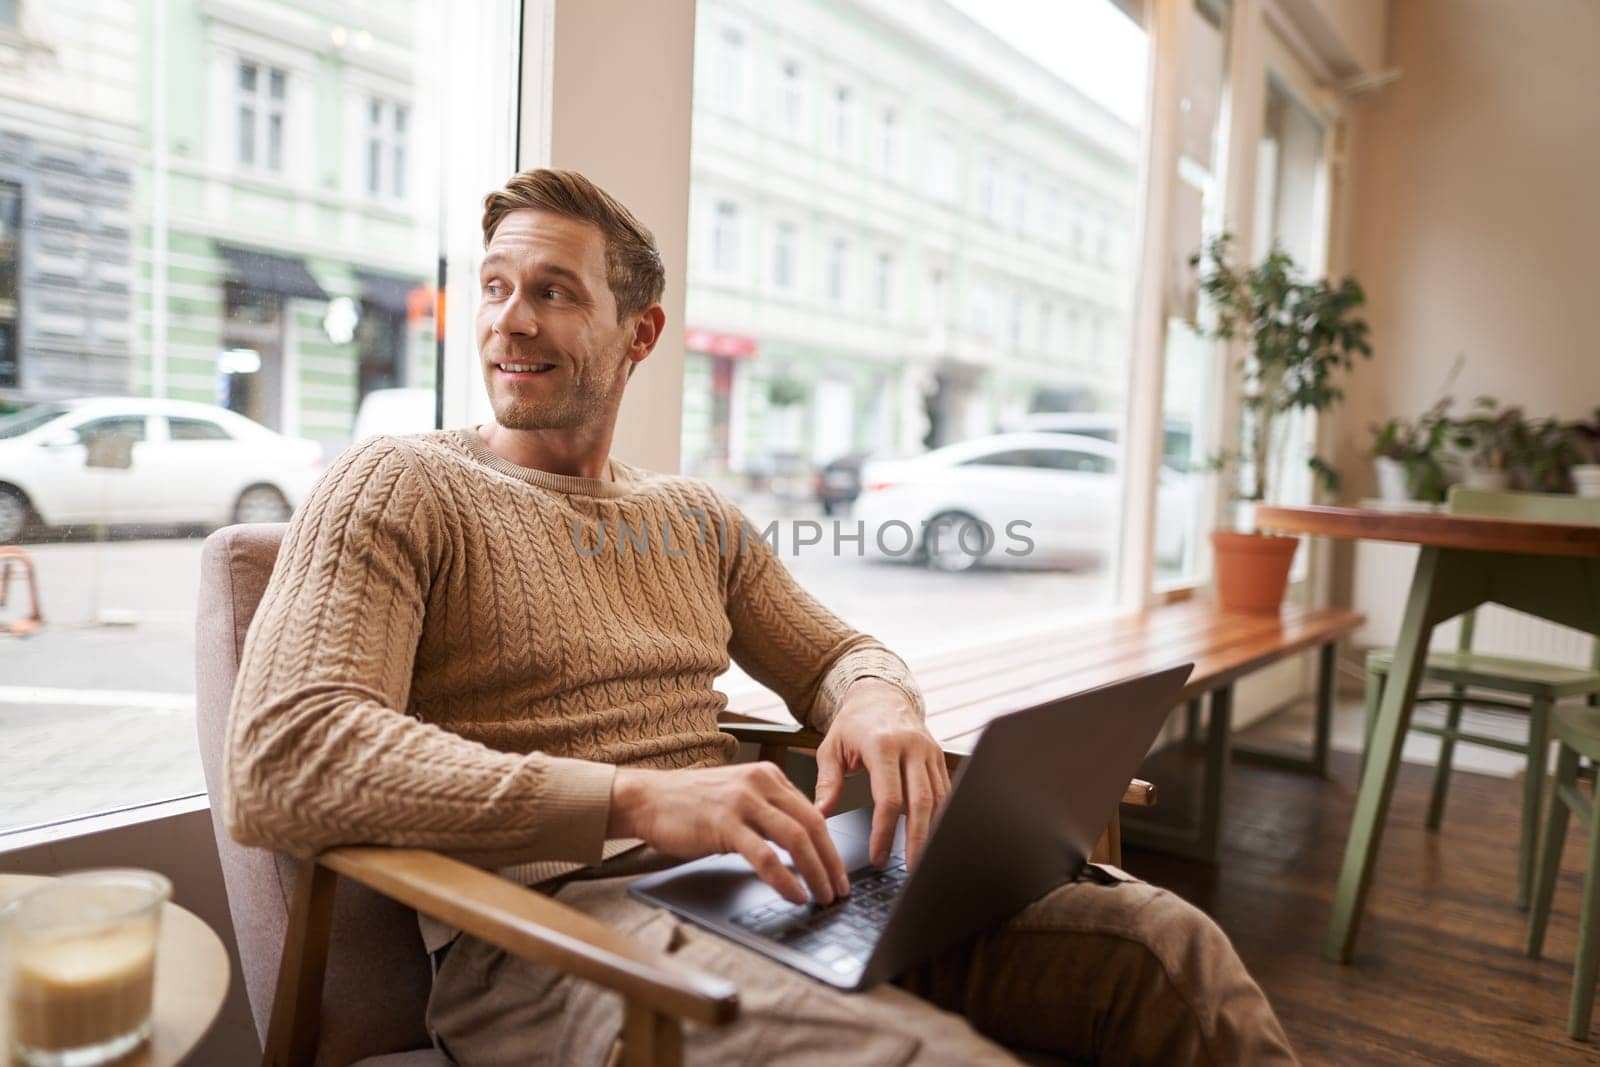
[456,426,638,498]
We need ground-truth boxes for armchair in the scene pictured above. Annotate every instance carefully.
[196,524,1153,1066]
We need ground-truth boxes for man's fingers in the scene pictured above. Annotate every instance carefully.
[813,741,845,816]
[766,776,851,898]
[902,756,936,870]
[731,827,808,905]
[751,802,837,906]
[863,744,904,867]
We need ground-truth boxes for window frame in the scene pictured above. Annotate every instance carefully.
[235,58,288,174]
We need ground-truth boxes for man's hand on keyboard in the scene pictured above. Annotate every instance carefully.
[814,678,951,869]
[608,762,851,906]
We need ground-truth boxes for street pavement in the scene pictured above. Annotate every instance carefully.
[1,525,1107,834]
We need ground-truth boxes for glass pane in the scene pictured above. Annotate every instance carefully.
[0,1,517,837]
[684,0,1150,675]
[1155,0,1229,586]
[266,112,283,171]
[237,105,255,165]
[167,418,233,442]
[1254,65,1328,559]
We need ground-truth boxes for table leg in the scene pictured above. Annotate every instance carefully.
[1184,698,1203,748]
[1312,641,1336,778]
[1232,642,1337,775]
[1325,547,1485,963]
[1197,685,1233,862]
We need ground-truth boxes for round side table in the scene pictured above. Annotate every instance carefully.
[1,873,230,1066]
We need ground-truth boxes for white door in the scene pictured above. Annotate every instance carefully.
[54,414,154,525]
[142,415,248,523]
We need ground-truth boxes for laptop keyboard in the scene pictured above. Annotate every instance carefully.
[729,860,908,972]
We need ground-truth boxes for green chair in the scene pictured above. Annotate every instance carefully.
[1364,487,1600,909]
[1526,705,1600,1040]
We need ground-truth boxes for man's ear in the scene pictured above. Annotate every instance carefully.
[626,304,666,378]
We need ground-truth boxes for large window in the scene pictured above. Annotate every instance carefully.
[683,0,1151,673]
[1155,0,1231,585]
[0,0,519,838]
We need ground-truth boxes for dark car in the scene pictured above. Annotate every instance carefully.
[814,451,875,515]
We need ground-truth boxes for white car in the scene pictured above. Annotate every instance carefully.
[0,397,325,543]
[851,432,1193,572]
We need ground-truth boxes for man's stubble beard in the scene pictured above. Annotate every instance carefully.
[488,339,628,432]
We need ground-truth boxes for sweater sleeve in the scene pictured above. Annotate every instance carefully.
[223,437,614,865]
[718,495,925,733]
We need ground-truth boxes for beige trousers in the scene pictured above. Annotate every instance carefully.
[425,852,1296,1066]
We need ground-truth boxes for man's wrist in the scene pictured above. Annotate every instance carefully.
[839,677,922,720]
[607,766,651,837]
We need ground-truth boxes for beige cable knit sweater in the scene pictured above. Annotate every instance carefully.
[224,427,924,892]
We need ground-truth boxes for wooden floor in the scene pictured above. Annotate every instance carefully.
[1125,741,1598,1065]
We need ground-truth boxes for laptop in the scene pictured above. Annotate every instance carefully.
[628,664,1193,991]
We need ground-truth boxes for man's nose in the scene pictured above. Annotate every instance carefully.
[494,291,538,339]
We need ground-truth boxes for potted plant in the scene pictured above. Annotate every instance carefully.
[1368,397,1452,503]
[1191,234,1372,612]
[1569,409,1600,498]
[1447,397,1520,491]
[1448,398,1574,492]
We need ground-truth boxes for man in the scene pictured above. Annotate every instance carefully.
[226,168,1296,1065]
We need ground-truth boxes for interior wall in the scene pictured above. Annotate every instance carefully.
[1335,0,1600,488]
[547,0,696,473]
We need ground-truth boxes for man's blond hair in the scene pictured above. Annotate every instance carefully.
[481,168,665,321]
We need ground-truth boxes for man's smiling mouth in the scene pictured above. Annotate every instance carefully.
[496,363,557,374]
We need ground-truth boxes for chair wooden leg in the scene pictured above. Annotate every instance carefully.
[1089,811,1122,867]
[1518,698,1553,910]
[1426,687,1466,832]
[622,1002,684,1067]
[1570,777,1600,1041]
[263,860,338,1067]
[1528,744,1580,958]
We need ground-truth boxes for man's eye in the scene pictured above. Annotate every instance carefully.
[483,281,507,297]
[542,288,565,301]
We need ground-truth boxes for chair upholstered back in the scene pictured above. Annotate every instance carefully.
[195,523,434,1064]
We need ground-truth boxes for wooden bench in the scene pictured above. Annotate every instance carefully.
[720,599,1364,863]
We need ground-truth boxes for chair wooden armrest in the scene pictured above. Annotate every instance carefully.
[267,848,737,1067]
[717,721,1155,864]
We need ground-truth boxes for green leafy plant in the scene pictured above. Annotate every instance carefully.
[1190,234,1373,503]
[1450,398,1575,492]
[1369,397,1452,503]
[765,375,808,408]
[1566,408,1600,466]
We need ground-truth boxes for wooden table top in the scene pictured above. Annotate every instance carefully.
[1255,504,1600,559]
[724,599,1363,750]
[0,874,229,1067]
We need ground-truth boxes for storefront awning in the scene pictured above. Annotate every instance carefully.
[686,327,758,359]
[218,243,329,301]
[356,269,424,314]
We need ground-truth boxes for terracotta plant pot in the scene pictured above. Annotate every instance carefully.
[1211,530,1300,613]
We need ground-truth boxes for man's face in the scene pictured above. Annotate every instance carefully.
[476,209,633,432]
